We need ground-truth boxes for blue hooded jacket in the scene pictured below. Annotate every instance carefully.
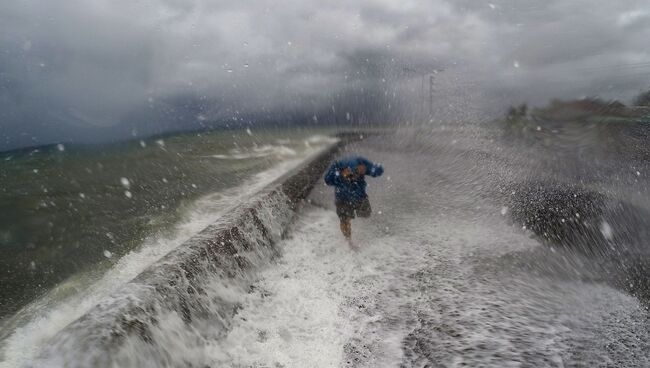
[324,156,384,202]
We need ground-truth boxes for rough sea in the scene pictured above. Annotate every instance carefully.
[2,122,650,367]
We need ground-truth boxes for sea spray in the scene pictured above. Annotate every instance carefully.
[26,134,350,367]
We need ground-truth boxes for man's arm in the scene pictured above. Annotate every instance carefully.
[324,161,343,186]
[360,158,384,177]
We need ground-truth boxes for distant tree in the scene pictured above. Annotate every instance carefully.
[507,106,517,120]
[506,103,528,120]
[634,89,650,106]
[518,103,528,116]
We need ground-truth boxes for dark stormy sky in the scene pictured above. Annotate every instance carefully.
[1,0,649,150]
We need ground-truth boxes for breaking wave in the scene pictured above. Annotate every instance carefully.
[0,136,339,368]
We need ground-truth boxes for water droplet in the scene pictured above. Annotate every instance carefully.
[120,177,130,189]
[56,143,65,152]
[103,250,113,258]
[600,221,614,240]
[124,190,133,199]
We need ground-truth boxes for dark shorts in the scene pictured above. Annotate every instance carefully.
[335,197,372,221]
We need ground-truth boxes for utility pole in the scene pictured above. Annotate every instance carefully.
[420,75,426,118]
[429,75,435,118]
[403,67,443,121]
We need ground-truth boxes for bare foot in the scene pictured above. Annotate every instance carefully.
[347,239,359,251]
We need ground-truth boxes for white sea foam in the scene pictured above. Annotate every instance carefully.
[304,135,340,145]
[210,136,337,160]
[0,135,337,368]
[206,208,358,367]
[211,144,298,160]
[201,206,411,368]
[201,203,650,367]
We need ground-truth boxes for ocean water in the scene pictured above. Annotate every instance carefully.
[0,127,338,365]
[3,122,650,367]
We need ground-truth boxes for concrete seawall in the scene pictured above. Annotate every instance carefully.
[31,134,358,367]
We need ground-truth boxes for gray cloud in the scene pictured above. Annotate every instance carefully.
[1,0,649,150]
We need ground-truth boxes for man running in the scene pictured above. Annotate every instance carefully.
[324,156,384,243]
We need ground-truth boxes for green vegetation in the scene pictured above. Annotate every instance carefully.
[498,93,650,156]
[634,89,650,107]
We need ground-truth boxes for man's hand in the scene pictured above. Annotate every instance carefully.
[341,167,353,178]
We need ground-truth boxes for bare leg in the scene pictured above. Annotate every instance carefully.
[340,219,352,239]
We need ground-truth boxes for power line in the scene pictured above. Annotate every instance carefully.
[542,60,650,74]
[574,61,650,73]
